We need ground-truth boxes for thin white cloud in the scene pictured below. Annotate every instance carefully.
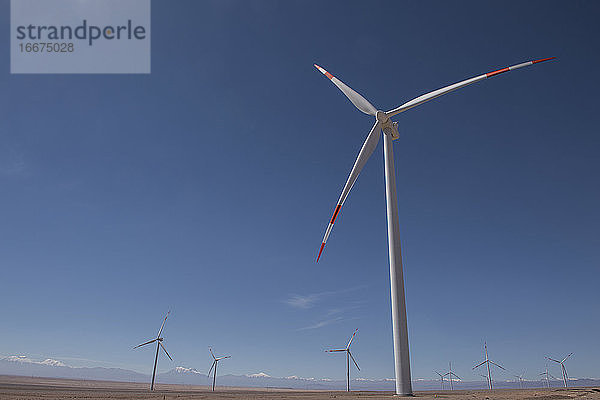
[285,293,323,309]
[297,316,344,331]
[285,286,368,309]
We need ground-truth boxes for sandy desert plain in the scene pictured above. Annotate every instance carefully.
[1,376,599,400]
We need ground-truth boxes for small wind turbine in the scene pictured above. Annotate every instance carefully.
[325,329,360,392]
[540,364,557,389]
[133,311,173,391]
[434,371,445,390]
[513,370,526,389]
[443,361,460,390]
[546,353,573,388]
[208,348,230,391]
[473,342,505,389]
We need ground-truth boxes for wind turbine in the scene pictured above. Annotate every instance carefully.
[540,364,557,389]
[513,370,526,389]
[434,371,445,390]
[133,311,173,391]
[313,57,555,396]
[546,353,573,388]
[473,342,505,390]
[325,328,360,392]
[444,361,460,390]
[208,348,231,391]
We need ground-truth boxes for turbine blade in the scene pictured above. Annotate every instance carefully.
[157,311,170,338]
[208,360,216,377]
[325,349,347,352]
[209,348,216,360]
[451,372,461,379]
[386,57,555,117]
[133,338,157,349]
[546,356,561,364]
[159,342,173,361]
[348,351,360,371]
[346,329,358,349]
[435,371,443,377]
[217,356,231,361]
[314,64,377,116]
[316,121,381,262]
[473,360,486,369]
[490,360,505,370]
[561,353,573,363]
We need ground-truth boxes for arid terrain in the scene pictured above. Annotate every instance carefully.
[1,376,599,400]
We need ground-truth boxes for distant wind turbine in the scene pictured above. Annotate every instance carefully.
[513,370,526,389]
[540,364,557,389]
[133,311,173,391]
[208,348,230,391]
[473,342,505,389]
[325,329,360,392]
[546,353,573,388]
[434,371,445,390]
[443,361,460,390]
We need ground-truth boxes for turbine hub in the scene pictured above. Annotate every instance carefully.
[376,110,389,123]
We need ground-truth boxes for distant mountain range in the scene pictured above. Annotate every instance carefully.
[1,355,598,391]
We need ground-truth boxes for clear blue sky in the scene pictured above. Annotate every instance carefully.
[1,0,599,383]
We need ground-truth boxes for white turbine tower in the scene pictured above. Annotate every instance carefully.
[546,353,573,388]
[313,57,555,396]
[325,329,360,392]
[208,348,231,392]
[444,361,460,390]
[133,311,173,391]
[473,342,505,389]
[434,371,445,390]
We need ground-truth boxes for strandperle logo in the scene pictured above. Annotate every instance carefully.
[15,19,147,46]
[11,0,151,74]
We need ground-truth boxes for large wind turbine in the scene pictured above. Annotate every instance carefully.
[444,361,460,390]
[473,342,505,390]
[133,311,173,391]
[208,348,230,392]
[546,353,573,388]
[325,328,360,392]
[313,57,555,396]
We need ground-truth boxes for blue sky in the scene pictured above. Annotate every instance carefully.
[1,0,599,383]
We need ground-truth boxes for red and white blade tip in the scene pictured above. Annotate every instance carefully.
[314,64,334,80]
[316,204,342,262]
[316,243,325,262]
[486,57,555,78]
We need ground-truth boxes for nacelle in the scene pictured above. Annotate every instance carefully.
[383,121,400,140]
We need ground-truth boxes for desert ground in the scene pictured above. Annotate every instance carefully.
[1,376,599,400]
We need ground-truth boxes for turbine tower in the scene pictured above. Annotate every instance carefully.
[434,371,445,390]
[546,353,573,388]
[473,342,505,389]
[133,311,173,391]
[325,329,360,392]
[513,370,526,389]
[313,57,554,396]
[208,348,231,391]
[444,361,460,390]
